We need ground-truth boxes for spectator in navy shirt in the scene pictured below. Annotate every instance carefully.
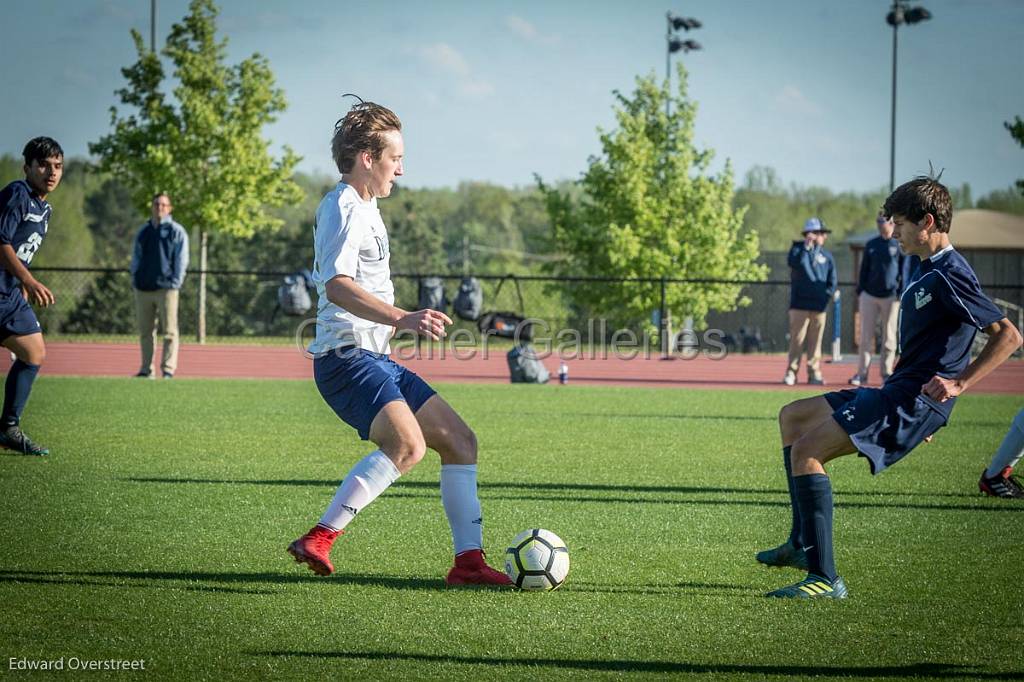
[0,137,63,455]
[130,193,189,379]
[850,213,902,386]
[783,218,837,386]
[756,177,1022,600]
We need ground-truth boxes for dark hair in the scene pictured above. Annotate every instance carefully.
[883,176,953,234]
[331,97,402,174]
[152,192,172,203]
[22,137,64,165]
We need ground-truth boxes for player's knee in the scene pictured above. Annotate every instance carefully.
[402,433,428,467]
[455,426,478,464]
[779,401,802,435]
[24,345,45,366]
[789,438,819,468]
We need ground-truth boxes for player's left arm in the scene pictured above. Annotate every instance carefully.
[922,318,1022,402]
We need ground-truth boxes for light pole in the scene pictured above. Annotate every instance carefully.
[665,12,701,119]
[886,1,931,191]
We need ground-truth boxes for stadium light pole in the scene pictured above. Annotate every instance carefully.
[151,0,157,52]
[665,12,702,119]
[662,12,701,356]
[886,1,932,191]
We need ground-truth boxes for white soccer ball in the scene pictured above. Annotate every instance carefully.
[504,528,569,591]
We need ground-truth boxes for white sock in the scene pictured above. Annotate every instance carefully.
[440,464,483,555]
[986,409,1024,477]
[319,450,400,531]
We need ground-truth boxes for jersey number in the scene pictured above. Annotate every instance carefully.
[16,232,43,264]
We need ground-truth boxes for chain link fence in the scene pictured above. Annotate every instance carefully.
[29,266,1024,357]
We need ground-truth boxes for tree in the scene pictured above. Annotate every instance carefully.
[1006,115,1024,196]
[536,65,766,339]
[89,0,302,342]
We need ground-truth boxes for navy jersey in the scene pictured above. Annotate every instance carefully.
[887,247,1004,418]
[0,180,51,297]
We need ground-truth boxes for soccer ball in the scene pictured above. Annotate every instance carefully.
[504,528,569,591]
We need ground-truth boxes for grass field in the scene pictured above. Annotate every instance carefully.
[2,377,1022,681]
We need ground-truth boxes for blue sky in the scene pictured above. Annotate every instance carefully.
[2,0,1022,197]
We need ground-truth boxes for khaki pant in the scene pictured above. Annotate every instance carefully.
[136,288,180,376]
[787,309,827,378]
[857,291,900,380]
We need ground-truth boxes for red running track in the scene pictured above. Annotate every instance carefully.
[3,342,1022,394]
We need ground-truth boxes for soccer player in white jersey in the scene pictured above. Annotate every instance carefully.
[287,99,511,586]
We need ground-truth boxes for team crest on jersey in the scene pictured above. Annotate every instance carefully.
[889,245,898,257]
[914,287,932,310]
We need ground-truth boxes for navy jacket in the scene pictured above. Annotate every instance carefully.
[131,217,189,291]
[788,241,837,312]
[857,235,902,298]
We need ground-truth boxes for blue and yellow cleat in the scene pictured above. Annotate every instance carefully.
[765,574,848,599]
[755,540,808,571]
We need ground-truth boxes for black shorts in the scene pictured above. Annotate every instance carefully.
[826,387,947,475]
[0,293,41,342]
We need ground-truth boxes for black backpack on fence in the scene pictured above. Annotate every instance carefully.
[278,270,313,316]
[453,276,483,321]
[477,275,532,341]
[507,343,550,384]
[418,277,448,312]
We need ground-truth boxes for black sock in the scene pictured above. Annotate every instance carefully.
[793,473,837,581]
[2,359,40,428]
[782,445,802,549]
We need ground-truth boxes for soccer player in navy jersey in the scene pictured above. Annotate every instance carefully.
[755,176,1022,598]
[0,137,63,456]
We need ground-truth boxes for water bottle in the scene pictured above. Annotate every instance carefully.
[558,361,568,385]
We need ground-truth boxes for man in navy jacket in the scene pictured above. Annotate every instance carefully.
[130,193,189,379]
[784,218,837,386]
[850,213,902,386]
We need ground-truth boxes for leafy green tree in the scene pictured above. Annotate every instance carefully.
[89,0,302,341]
[537,65,766,336]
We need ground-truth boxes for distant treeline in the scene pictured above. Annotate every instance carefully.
[2,155,1020,275]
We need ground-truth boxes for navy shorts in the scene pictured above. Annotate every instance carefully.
[826,387,947,475]
[314,347,437,441]
[0,293,41,342]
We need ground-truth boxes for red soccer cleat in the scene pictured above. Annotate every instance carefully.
[287,525,341,576]
[979,467,1024,499]
[445,549,514,587]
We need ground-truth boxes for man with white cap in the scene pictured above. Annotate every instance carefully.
[783,217,837,386]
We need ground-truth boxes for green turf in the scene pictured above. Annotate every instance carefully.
[2,378,1022,680]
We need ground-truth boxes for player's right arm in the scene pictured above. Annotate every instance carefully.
[922,317,1022,402]
[324,276,451,340]
[316,195,451,340]
[0,186,54,307]
[0,245,54,307]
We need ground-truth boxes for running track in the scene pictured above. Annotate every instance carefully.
[5,342,1022,394]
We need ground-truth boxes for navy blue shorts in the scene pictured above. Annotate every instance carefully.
[0,293,41,342]
[826,387,947,475]
[314,347,437,441]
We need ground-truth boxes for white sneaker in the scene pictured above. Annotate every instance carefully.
[848,374,863,386]
[782,371,796,386]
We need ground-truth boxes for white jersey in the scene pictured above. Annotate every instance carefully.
[309,182,394,355]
